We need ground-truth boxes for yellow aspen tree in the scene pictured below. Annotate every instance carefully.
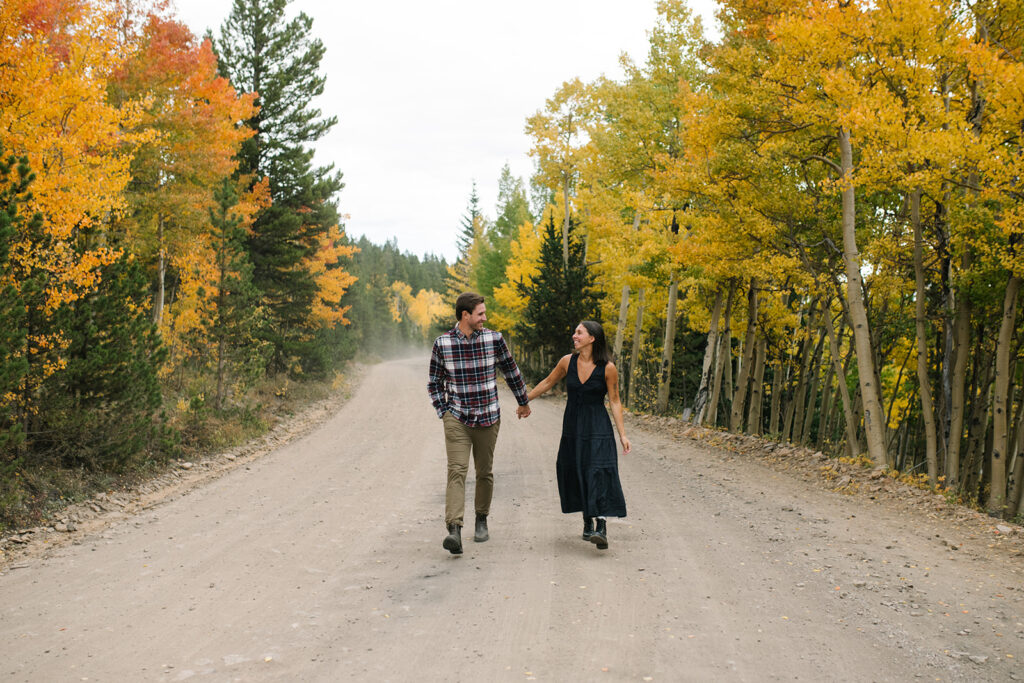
[526,79,592,268]
[0,0,150,415]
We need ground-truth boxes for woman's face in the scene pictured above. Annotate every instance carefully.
[572,324,594,351]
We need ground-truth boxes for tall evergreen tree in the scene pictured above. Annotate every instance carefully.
[494,164,533,242]
[209,179,265,410]
[215,0,344,373]
[477,165,532,304]
[446,184,484,297]
[40,254,167,471]
[516,213,599,359]
[456,181,482,255]
[0,151,34,456]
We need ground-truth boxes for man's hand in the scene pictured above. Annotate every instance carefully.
[516,404,531,420]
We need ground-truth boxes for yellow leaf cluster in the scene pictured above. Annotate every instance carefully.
[307,225,359,329]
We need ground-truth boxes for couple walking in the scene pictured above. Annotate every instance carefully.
[427,292,631,555]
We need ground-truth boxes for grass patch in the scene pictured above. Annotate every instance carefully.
[1,367,353,534]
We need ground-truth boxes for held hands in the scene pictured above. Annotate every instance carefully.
[516,403,532,420]
[620,435,632,454]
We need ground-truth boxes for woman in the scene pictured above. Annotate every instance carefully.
[526,321,631,549]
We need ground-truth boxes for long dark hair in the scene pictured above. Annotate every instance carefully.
[580,320,612,365]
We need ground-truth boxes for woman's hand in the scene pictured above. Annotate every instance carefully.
[620,435,631,454]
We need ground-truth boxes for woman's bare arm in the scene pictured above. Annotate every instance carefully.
[526,354,571,401]
[605,363,632,454]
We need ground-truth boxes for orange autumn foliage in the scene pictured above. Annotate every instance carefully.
[0,0,146,312]
[110,4,257,276]
[307,224,359,329]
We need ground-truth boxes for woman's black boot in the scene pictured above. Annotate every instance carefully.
[590,518,608,549]
[582,516,594,541]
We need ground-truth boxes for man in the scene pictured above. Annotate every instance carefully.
[428,291,531,555]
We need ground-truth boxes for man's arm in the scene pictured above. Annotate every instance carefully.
[427,341,449,418]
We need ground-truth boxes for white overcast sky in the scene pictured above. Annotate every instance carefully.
[172,1,720,262]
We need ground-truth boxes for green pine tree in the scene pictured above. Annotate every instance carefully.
[0,150,35,457]
[494,164,533,242]
[215,0,345,374]
[41,254,168,471]
[457,181,482,255]
[209,179,268,409]
[477,165,532,308]
[445,184,484,298]
[516,212,600,361]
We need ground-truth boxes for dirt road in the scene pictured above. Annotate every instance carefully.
[2,356,1022,681]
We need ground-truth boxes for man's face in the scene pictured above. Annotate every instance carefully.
[463,303,486,331]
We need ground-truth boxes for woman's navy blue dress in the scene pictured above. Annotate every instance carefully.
[556,355,627,517]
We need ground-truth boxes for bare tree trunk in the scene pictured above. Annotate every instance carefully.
[787,304,818,442]
[730,278,758,431]
[1006,396,1024,517]
[562,181,570,268]
[723,328,734,420]
[818,364,836,450]
[693,287,725,425]
[1011,465,1024,519]
[613,285,630,362]
[769,358,783,436]
[838,127,889,467]
[912,188,939,485]
[657,280,679,413]
[747,335,767,435]
[964,346,993,500]
[989,275,1020,516]
[799,332,826,446]
[710,281,737,427]
[947,249,972,488]
[154,215,166,327]
[823,303,861,458]
[627,288,645,411]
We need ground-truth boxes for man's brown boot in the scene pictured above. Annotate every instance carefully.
[474,514,489,542]
[443,523,463,554]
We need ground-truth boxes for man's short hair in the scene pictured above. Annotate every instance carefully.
[455,291,485,321]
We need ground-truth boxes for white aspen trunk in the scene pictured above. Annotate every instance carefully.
[912,188,939,485]
[823,302,861,457]
[693,287,725,425]
[656,280,679,414]
[613,285,630,362]
[769,359,783,436]
[799,332,825,446]
[1006,397,1024,518]
[747,335,767,435]
[789,307,818,443]
[838,127,890,467]
[627,288,645,411]
[708,280,736,427]
[562,181,570,268]
[948,257,973,489]
[730,278,758,432]
[990,275,1020,517]
[818,364,836,450]
[723,321,734,416]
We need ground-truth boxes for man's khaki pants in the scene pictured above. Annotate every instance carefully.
[443,413,500,527]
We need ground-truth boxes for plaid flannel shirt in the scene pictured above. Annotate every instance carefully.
[428,326,528,427]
